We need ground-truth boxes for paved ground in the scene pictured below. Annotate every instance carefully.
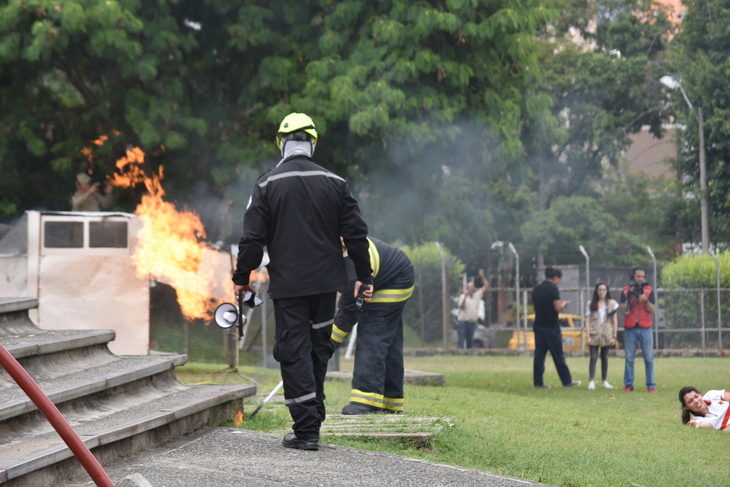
[64,427,552,487]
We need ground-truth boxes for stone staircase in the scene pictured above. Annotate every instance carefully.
[0,298,256,486]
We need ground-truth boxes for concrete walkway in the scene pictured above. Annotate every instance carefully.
[63,427,552,487]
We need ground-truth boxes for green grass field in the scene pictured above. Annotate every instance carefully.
[177,355,730,487]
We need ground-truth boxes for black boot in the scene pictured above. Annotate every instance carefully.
[341,402,383,415]
[282,433,319,451]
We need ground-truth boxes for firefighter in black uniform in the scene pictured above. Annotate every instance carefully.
[331,237,415,414]
[232,113,372,450]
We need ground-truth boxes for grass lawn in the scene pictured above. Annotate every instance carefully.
[177,355,730,487]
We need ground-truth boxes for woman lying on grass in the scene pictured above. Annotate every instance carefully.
[679,386,730,430]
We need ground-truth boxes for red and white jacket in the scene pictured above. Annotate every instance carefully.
[621,284,654,329]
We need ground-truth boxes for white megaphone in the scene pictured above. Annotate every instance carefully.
[213,291,262,335]
[214,302,244,329]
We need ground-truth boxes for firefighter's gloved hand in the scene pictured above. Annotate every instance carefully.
[325,338,340,359]
[354,280,373,301]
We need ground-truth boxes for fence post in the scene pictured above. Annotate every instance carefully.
[647,247,659,348]
[435,242,450,350]
[522,288,528,349]
[711,251,722,349]
[508,243,521,350]
[700,288,706,351]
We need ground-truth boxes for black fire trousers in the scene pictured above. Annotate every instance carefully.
[273,293,336,441]
[350,300,408,412]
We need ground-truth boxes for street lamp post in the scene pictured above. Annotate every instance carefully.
[507,243,521,347]
[647,246,659,347]
[579,245,590,351]
[435,242,450,349]
[659,75,709,253]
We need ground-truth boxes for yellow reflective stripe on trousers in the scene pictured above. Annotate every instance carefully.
[369,286,414,304]
[331,324,349,344]
[367,237,380,277]
[350,389,385,409]
[382,396,404,412]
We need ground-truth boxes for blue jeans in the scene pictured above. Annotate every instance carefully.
[457,321,476,348]
[623,326,655,389]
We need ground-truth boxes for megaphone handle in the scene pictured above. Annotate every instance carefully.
[237,289,244,336]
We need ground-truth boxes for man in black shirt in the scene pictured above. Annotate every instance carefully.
[532,267,581,388]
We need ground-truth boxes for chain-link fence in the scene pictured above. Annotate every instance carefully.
[151,270,729,361]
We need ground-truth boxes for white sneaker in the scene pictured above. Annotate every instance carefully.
[588,380,596,390]
[601,381,614,389]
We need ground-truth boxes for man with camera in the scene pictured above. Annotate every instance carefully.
[456,268,488,349]
[71,172,114,211]
[620,266,657,393]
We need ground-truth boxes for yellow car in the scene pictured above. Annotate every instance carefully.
[508,314,585,351]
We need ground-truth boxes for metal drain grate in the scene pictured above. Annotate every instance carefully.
[266,409,453,447]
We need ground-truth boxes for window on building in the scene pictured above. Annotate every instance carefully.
[44,222,83,248]
[89,221,128,248]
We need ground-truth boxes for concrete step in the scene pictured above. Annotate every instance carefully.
[0,353,188,421]
[0,297,257,486]
[0,381,255,485]
[2,328,116,360]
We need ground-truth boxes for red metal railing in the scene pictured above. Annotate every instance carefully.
[0,343,114,487]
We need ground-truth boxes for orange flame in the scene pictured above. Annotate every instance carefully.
[233,411,244,426]
[102,144,233,321]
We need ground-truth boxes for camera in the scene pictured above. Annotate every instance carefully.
[355,284,370,311]
[629,281,646,297]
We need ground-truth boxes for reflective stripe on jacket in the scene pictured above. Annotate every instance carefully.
[232,155,370,298]
[333,236,415,335]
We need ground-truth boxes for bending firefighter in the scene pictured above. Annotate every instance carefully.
[331,237,415,414]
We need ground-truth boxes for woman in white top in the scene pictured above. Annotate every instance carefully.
[680,386,730,430]
[584,283,618,390]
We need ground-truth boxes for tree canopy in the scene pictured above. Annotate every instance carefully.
[0,0,713,277]
[0,0,559,258]
[664,0,730,245]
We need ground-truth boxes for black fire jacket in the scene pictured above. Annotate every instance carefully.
[232,155,371,299]
[334,237,415,336]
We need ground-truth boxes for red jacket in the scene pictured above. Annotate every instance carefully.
[621,284,654,329]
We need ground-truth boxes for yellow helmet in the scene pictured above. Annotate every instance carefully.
[276,113,318,149]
